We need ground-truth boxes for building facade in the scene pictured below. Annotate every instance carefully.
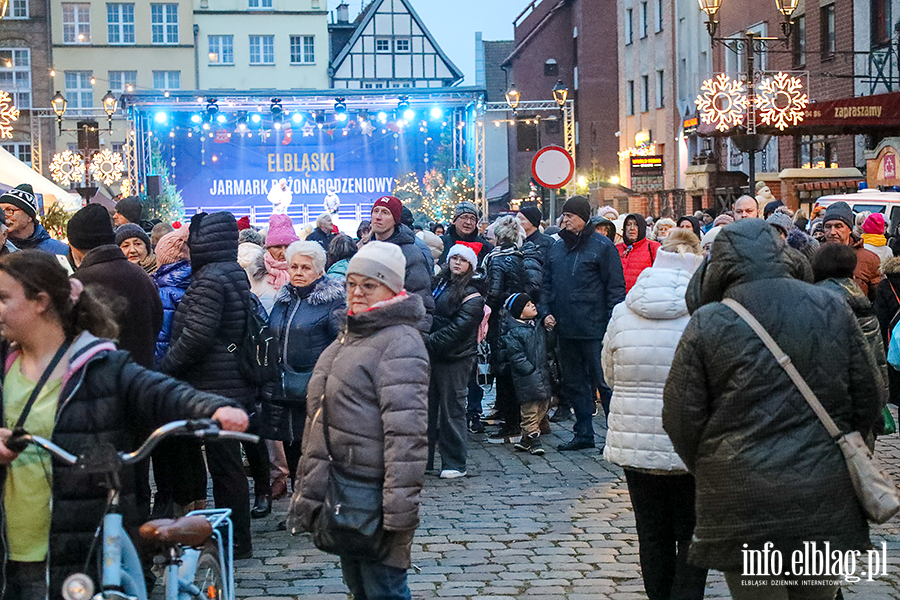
[1,0,55,176]
[194,0,329,91]
[329,0,463,90]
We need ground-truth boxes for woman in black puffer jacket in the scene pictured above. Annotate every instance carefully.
[426,244,485,478]
[161,211,257,558]
[0,251,247,600]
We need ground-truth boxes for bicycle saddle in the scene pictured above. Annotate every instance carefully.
[138,516,212,547]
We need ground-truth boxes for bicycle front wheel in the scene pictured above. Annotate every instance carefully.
[193,542,224,600]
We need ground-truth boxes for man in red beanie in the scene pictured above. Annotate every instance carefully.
[369,196,434,330]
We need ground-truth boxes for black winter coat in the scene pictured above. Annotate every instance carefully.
[438,225,493,266]
[426,277,484,362]
[484,244,525,314]
[161,212,254,405]
[663,219,883,572]
[306,227,335,251]
[267,276,345,442]
[381,224,434,331]
[873,257,900,406]
[525,229,554,265]
[500,313,551,404]
[73,245,163,369]
[0,333,235,600]
[521,241,545,303]
[541,228,626,339]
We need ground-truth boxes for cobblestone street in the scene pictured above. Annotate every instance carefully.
[237,401,900,600]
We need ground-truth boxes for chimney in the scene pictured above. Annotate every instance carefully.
[336,3,349,23]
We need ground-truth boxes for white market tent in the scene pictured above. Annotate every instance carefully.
[0,147,81,211]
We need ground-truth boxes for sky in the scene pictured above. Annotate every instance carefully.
[327,0,526,85]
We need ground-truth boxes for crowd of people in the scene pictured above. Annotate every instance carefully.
[0,179,893,600]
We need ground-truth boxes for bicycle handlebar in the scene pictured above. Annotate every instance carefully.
[6,419,260,469]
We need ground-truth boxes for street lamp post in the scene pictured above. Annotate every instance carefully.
[101,91,118,133]
[51,91,67,134]
[699,0,798,195]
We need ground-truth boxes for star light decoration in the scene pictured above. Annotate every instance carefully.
[49,150,86,186]
[695,74,749,132]
[88,148,125,186]
[756,72,809,131]
[0,90,20,140]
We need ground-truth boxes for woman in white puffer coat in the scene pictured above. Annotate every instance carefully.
[601,227,708,600]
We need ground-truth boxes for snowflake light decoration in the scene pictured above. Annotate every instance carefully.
[756,72,808,131]
[89,149,125,186]
[49,150,86,186]
[119,178,131,196]
[0,91,20,140]
[695,74,749,132]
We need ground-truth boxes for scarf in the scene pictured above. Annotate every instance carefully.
[863,233,887,247]
[264,251,290,288]
[139,252,158,275]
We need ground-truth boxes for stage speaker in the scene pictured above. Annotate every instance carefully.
[146,175,161,198]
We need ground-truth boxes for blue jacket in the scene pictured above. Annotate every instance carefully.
[152,260,192,365]
[542,228,626,339]
[11,221,69,255]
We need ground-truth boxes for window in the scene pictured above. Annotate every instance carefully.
[656,0,663,32]
[289,35,314,64]
[793,14,806,66]
[208,35,234,64]
[641,74,649,112]
[152,70,180,90]
[375,38,390,52]
[821,4,835,58]
[111,142,125,155]
[544,59,558,77]
[108,70,136,93]
[640,2,648,38]
[151,4,178,45]
[1,144,32,166]
[0,49,31,108]
[249,35,274,64]
[62,3,91,44]
[6,0,28,19]
[64,71,93,112]
[656,69,664,108]
[872,0,892,47]
[248,0,272,7]
[627,79,634,115]
[107,3,135,44]
[797,135,838,169]
[625,9,633,44]
[394,38,410,52]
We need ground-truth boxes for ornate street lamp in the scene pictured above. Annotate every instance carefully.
[775,0,800,37]
[51,91,67,134]
[505,83,520,113]
[552,80,568,108]
[697,0,722,36]
[101,90,117,133]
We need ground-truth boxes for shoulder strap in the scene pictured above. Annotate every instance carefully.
[721,298,842,439]
[14,341,71,431]
[461,292,481,304]
[649,241,658,264]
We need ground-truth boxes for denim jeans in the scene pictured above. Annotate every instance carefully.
[557,338,611,442]
[466,364,483,419]
[624,469,708,600]
[340,557,411,600]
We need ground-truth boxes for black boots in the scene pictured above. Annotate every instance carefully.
[251,494,272,519]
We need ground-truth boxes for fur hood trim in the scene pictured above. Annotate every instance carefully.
[275,274,346,306]
[881,256,900,276]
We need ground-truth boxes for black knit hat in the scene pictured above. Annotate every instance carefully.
[115,222,151,250]
[0,183,38,219]
[520,206,542,228]
[561,196,591,224]
[115,196,143,224]
[822,201,854,229]
[67,203,115,250]
[504,292,534,320]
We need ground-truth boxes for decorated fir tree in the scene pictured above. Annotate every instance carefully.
[144,144,185,224]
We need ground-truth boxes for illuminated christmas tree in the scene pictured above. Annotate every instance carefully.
[145,144,185,224]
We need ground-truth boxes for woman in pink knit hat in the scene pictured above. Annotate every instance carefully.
[263,213,300,297]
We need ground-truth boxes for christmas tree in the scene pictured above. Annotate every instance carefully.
[144,143,185,224]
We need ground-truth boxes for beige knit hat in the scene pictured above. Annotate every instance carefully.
[347,241,406,293]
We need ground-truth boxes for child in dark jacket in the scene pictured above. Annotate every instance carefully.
[500,293,552,455]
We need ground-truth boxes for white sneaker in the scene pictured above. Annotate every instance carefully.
[439,469,467,479]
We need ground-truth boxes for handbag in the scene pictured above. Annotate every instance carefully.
[281,365,313,401]
[722,298,900,524]
[310,366,392,560]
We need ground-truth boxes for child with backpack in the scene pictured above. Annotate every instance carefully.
[499,293,552,455]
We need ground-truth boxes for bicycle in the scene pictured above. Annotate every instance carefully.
[7,419,259,600]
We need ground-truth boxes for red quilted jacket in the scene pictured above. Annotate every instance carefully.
[616,237,660,292]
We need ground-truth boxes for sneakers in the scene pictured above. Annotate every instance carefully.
[468,416,485,433]
[439,469,467,479]
[514,433,545,455]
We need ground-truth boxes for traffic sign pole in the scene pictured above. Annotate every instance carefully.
[531,145,575,226]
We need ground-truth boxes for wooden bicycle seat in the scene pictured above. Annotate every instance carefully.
[139,516,213,547]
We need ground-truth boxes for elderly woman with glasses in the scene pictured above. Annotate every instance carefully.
[267,241,346,490]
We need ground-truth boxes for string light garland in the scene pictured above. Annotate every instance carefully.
[695,74,749,132]
[49,150,85,186]
[88,148,125,186]
[0,90,19,140]
[756,72,808,131]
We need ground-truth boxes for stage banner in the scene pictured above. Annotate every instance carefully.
[169,127,421,212]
